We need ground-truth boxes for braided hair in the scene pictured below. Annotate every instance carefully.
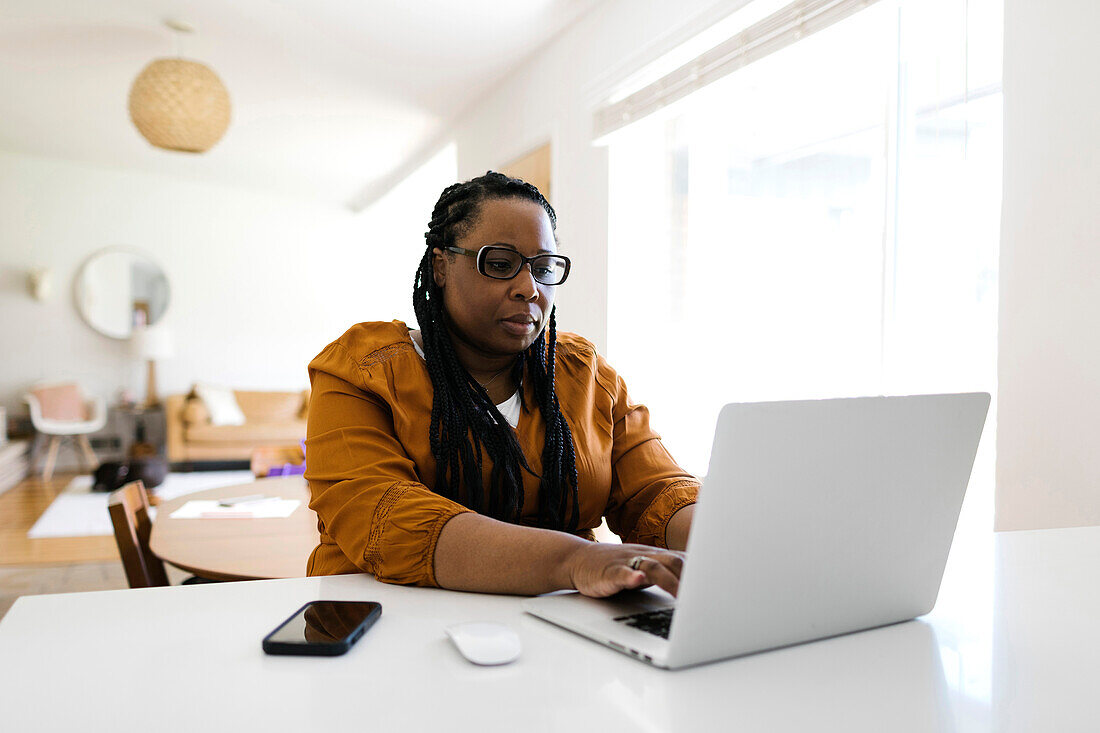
[413,171,580,531]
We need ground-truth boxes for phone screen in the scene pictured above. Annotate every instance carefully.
[266,601,381,650]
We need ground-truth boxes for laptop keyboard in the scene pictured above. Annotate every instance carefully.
[613,608,674,639]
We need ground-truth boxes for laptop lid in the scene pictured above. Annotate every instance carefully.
[664,392,990,668]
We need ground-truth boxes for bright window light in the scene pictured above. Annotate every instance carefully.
[607,0,1001,704]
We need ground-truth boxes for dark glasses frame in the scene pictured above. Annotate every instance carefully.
[446,245,571,286]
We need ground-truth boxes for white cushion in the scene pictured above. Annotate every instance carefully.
[194,384,246,427]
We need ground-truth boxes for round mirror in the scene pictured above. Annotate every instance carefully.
[74,248,170,339]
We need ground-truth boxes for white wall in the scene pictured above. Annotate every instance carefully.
[0,0,758,422]
[449,0,755,351]
[0,150,426,417]
[997,0,1100,530]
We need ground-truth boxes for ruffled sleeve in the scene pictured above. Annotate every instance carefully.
[305,338,471,585]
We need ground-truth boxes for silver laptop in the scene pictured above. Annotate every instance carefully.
[524,392,990,669]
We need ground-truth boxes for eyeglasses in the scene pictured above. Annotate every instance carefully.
[446,245,571,286]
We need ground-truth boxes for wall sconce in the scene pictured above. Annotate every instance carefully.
[27,268,53,301]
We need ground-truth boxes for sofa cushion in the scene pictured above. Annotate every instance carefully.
[235,391,304,423]
[194,383,246,426]
[186,420,307,444]
[298,388,311,420]
[32,383,88,421]
[182,398,210,427]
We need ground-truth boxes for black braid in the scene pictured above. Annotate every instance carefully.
[412,171,580,530]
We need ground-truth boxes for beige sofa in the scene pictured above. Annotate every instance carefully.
[166,388,309,465]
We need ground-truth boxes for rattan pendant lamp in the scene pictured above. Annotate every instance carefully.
[128,19,231,153]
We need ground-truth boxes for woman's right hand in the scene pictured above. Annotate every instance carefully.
[566,543,686,598]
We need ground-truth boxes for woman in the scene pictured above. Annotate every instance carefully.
[305,171,697,598]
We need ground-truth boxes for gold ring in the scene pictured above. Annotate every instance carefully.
[628,555,649,571]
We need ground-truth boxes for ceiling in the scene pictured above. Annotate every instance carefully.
[0,0,597,207]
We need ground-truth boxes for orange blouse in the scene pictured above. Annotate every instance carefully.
[304,320,699,586]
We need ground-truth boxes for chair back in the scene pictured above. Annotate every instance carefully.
[28,382,88,421]
[107,481,170,588]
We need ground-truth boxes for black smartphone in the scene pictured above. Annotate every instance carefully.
[262,600,382,656]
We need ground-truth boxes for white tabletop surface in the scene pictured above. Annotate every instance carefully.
[1,526,1098,732]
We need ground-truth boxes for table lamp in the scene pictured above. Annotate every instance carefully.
[131,324,174,407]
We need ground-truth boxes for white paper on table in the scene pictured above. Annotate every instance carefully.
[168,499,300,519]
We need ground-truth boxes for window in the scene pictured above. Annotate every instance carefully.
[605,0,1001,704]
[606,0,1000,474]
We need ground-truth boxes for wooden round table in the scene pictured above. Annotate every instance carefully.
[150,476,318,581]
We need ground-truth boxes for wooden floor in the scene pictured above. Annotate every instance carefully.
[0,472,119,566]
[0,472,184,621]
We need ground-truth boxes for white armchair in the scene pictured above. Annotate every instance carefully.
[24,382,107,482]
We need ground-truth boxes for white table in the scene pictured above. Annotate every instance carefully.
[1,527,1098,732]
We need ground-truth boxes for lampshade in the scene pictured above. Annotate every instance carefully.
[131,324,175,361]
[128,58,231,153]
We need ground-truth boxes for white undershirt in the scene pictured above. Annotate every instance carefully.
[410,335,521,429]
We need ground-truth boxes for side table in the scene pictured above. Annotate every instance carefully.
[110,404,167,459]
[105,404,169,491]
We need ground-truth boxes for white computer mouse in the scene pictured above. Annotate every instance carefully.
[444,622,522,665]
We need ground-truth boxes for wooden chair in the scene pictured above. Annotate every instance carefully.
[108,481,218,588]
[107,480,170,588]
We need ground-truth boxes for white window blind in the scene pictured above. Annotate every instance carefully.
[594,0,883,140]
